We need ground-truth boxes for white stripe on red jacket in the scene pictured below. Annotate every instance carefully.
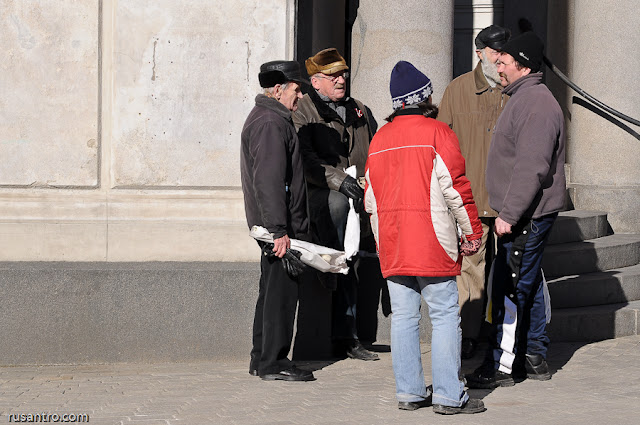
[364,114,483,278]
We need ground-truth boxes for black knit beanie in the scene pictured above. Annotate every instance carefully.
[500,32,544,72]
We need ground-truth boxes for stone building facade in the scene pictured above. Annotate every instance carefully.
[1,1,637,263]
[1,0,638,365]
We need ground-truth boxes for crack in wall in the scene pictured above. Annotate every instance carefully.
[151,39,157,81]
[246,41,251,82]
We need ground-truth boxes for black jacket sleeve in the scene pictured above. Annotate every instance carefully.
[248,121,289,239]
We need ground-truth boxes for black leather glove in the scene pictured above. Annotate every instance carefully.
[261,243,306,278]
[339,176,365,213]
[338,176,364,200]
[282,248,305,278]
[353,197,365,214]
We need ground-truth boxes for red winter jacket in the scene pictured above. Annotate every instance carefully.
[364,110,483,278]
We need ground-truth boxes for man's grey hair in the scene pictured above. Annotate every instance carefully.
[263,82,290,96]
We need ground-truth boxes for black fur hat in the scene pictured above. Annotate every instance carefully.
[258,60,308,88]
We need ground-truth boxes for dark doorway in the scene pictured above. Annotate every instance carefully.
[295,0,359,95]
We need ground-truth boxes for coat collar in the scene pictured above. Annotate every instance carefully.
[393,107,425,117]
[308,89,366,127]
[473,62,491,94]
[503,72,543,96]
[254,94,292,121]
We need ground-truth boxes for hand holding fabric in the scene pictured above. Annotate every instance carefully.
[460,238,481,256]
[262,243,306,278]
[271,234,290,257]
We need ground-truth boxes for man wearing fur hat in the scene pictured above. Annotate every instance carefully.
[365,60,485,414]
[241,60,314,381]
[466,32,566,389]
[292,48,379,361]
[437,25,511,360]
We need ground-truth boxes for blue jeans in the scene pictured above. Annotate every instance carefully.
[489,213,557,373]
[387,276,468,407]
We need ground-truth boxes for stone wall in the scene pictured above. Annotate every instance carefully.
[0,0,296,261]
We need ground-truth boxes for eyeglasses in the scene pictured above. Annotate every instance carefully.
[315,71,350,83]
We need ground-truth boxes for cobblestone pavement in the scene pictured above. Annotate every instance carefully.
[1,335,639,425]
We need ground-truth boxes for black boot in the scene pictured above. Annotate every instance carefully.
[346,340,379,361]
[461,338,477,360]
[525,354,551,380]
[465,362,514,389]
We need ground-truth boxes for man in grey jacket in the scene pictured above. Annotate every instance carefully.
[241,60,314,381]
[466,32,566,389]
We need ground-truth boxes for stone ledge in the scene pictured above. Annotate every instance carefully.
[0,190,259,261]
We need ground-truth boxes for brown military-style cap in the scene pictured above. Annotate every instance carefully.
[305,48,349,76]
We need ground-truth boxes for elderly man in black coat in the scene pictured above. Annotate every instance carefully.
[240,60,314,381]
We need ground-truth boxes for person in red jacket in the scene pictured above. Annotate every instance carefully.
[364,61,485,414]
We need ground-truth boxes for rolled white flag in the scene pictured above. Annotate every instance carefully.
[249,226,349,275]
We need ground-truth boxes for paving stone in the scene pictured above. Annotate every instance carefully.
[1,336,639,424]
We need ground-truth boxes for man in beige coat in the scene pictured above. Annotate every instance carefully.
[437,25,510,359]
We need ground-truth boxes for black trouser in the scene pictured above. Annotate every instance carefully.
[332,270,358,342]
[251,248,299,375]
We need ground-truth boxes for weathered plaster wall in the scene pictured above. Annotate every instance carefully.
[0,0,99,187]
[0,0,295,261]
[111,1,289,188]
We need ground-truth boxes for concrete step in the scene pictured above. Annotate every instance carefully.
[547,300,640,342]
[542,234,640,277]
[548,263,640,308]
[547,210,610,245]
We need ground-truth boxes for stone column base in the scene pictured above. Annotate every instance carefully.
[568,184,640,234]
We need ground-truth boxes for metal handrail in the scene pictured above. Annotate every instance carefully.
[544,56,640,127]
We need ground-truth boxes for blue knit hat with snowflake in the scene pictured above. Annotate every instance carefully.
[390,61,433,110]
